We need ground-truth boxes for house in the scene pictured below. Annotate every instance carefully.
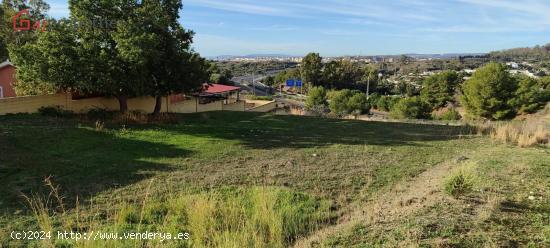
[0,60,17,98]
[198,83,241,104]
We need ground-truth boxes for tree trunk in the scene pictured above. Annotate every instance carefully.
[366,77,371,100]
[153,95,162,115]
[117,95,128,113]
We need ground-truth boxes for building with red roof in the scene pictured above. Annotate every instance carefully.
[198,83,241,104]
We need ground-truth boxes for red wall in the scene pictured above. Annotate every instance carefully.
[0,65,16,98]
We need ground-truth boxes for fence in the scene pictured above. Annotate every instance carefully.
[247,101,278,112]
[0,93,266,115]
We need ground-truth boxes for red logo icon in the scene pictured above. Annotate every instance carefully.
[13,9,47,32]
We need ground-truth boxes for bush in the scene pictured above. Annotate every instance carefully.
[38,106,72,117]
[433,108,462,121]
[306,86,328,112]
[329,89,353,116]
[390,97,432,119]
[375,96,400,112]
[327,90,370,117]
[461,63,518,120]
[347,93,371,116]
[444,169,476,198]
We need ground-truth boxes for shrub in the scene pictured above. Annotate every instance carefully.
[390,97,432,119]
[375,96,400,112]
[329,89,353,116]
[347,93,371,116]
[444,169,476,198]
[38,106,72,118]
[461,62,518,120]
[433,108,462,121]
[306,86,328,113]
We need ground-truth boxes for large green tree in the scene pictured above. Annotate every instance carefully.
[461,63,518,120]
[420,70,460,109]
[509,76,549,114]
[301,52,323,86]
[115,0,209,114]
[67,0,144,112]
[10,19,87,96]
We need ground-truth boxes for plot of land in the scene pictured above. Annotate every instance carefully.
[0,112,548,247]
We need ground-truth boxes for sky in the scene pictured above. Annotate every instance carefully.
[47,0,550,57]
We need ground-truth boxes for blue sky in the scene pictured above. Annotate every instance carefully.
[47,0,550,57]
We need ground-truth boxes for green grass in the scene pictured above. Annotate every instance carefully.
[322,145,550,247]
[0,112,483,247]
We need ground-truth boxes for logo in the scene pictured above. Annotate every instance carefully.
[13,9,47,32]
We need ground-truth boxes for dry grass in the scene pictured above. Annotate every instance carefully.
[491,122,550,147]
[470,104,550,147]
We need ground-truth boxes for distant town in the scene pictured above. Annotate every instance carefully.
[209,53,487,63]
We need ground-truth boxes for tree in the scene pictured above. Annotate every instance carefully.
[67,0,144,113]
[509,76,549,114]
[322,61,339,88]
[115,0,209,114]
[274,69,300,86]
[305,86,328,113]
[361,66,378,98]
[461,63,518,120]
[301,53,323,86]
[540,76,550,90]
[337,59,362,88]
[208,63,233,85]
[420,70,460,109]
[263,76,275,86]
[10,20,87,96]
[390,97,432,119]
[1,0,50,61]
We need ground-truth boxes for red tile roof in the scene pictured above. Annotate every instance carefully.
[203,83,240,94]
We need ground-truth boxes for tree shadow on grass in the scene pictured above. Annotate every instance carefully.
[0,116,192,212]
[164,112,476,149]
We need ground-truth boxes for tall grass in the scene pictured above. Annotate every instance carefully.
[491,122,550,147]
[20,179,333,248]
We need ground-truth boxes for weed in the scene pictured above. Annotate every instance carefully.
[443,169,476,198]
[94,120,104,131]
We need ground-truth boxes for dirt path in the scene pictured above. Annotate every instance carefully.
[293,160,460,248]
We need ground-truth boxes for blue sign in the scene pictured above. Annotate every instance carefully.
[296,80,303,87]
[286,79,295,87]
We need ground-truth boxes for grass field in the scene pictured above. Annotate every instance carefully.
[0,112,548,247]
